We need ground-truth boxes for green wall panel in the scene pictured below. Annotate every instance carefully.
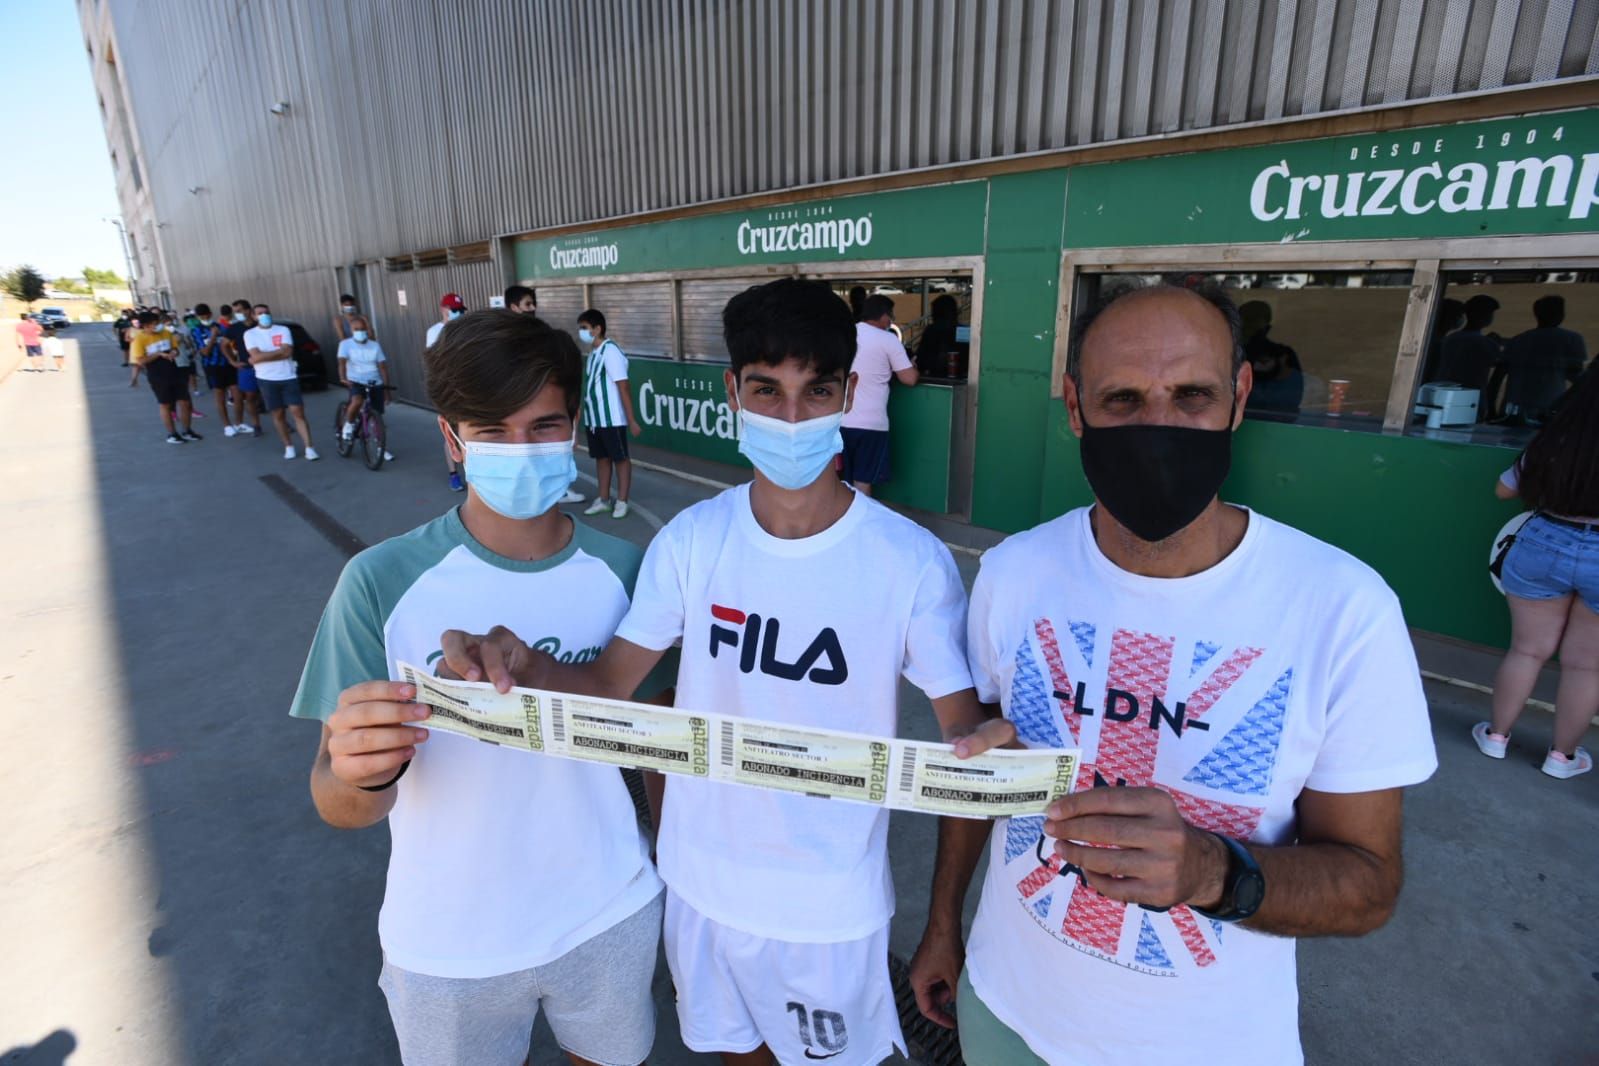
[877,385,955,512]
[1039,409,1524,647]
[970,170,1069,532]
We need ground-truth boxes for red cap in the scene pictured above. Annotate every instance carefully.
[440,293,465,311]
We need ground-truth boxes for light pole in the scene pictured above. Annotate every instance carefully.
[103,217,140,306]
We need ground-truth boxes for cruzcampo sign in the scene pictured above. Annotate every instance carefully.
[1066,108,1599,246]
[631,360,745,466]
[516,181,989,280]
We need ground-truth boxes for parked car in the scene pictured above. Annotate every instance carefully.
[276,319,329,391]
[34,307,70,329]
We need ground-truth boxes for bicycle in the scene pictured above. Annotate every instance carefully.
[335,383,394,470]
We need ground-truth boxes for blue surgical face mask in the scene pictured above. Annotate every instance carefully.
[451,427,577,520]
[735,390,849,491]
[257,313,273,327]
[578,328,594,345]
[448,309,463,320]
[352,330,369,342]
[234,313,247,324]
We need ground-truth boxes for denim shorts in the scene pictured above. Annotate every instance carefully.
[258,376,303,412]
[1499,514,1599,612]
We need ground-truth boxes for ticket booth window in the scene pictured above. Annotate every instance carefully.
[825,277,974,380]
[1076,271,1414,433]
[1414,269,1599,445]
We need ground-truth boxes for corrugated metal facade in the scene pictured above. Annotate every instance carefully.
[85,0,1598,392]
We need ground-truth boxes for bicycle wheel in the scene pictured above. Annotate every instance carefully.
[334,397,354,457]
[362,410,386,470]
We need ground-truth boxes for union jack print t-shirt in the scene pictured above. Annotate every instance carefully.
[962,506,1437,1066]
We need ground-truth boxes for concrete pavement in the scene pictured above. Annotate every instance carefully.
[0,326,1595,1065]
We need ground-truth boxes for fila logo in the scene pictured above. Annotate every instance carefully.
[709,604,848,685]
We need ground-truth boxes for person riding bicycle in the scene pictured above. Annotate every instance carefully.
[338,315,393,461]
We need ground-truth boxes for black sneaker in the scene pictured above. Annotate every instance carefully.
[165,433,186,444]
[181,429,203,441]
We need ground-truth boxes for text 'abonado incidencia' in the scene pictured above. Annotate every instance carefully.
[549,243,620,271]
[1249,148,1599,224]
[736,215,874,256]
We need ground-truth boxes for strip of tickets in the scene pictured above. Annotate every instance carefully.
[397,662,1080,820]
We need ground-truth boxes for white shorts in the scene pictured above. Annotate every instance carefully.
[663,889,904,1065]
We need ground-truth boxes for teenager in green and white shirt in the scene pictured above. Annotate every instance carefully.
[578,308,642,521]
[292,309,673,1066]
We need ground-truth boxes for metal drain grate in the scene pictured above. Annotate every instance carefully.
[888,952,966,1066]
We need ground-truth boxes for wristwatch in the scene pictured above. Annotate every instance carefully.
[1192,833,1265,923]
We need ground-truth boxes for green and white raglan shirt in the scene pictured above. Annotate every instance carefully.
[581,339,629,428]
[290,509,671,979]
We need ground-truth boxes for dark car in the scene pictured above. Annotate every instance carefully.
[277,319,329,391]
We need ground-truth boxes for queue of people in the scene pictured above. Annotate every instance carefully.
[118,301,317,454]
[287,277,1442,1066]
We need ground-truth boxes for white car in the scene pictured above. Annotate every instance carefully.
[34,307,70,328]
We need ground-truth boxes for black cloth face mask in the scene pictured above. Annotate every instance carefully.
[1077,402,1235,543]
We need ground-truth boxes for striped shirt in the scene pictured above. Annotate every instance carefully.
[581,339,629,428]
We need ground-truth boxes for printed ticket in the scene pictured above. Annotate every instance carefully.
[396,662,1078,819]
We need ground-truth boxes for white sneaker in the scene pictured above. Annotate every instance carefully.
[341,423,354,441]
[383,451,395,461]
[283,446,296,460]
[1471,722,1508,760]
[612,500,629,519]
[238,424,257,436]
[561,488,585,504]
[1541,747,1593,779]
[583,498,611,516]
[224,424,238,438]
[304,447,321,461]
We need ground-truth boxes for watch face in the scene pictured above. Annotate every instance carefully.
[1236,871,1266,915]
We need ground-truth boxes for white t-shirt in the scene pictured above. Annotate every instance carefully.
[243,323,298,382]
[338,336,387,385]
[963,506,1437,1066]
[290,511,669,978]
[615,484,972,942]
[425,320,446,348]
[582,340,630,428]
[842,321,913,432]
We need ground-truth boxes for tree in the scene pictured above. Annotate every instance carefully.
[2,265,47,308]
[83,266,125,287]
[52,277,91,294]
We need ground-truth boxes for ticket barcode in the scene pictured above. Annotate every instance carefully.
[899,746,918,793]
[551,698,566,745]
[720,720,735,768]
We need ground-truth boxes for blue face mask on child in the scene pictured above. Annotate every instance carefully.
[578,328,594,345]
[735,389,849,491]
[353,330,368,342]
[450,427,577,519]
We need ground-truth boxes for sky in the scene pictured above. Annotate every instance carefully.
[0,0,126,280]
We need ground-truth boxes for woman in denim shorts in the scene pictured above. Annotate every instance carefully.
[1476,369,1599,779]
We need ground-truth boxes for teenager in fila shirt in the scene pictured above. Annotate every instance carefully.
[292,310,674,1066]
[906,282,1437,1066]
[441,277,1017,1066]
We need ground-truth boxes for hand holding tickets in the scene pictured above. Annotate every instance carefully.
[397,662,1079,820]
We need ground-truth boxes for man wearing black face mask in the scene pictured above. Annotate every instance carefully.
[907,282,1437,1066]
